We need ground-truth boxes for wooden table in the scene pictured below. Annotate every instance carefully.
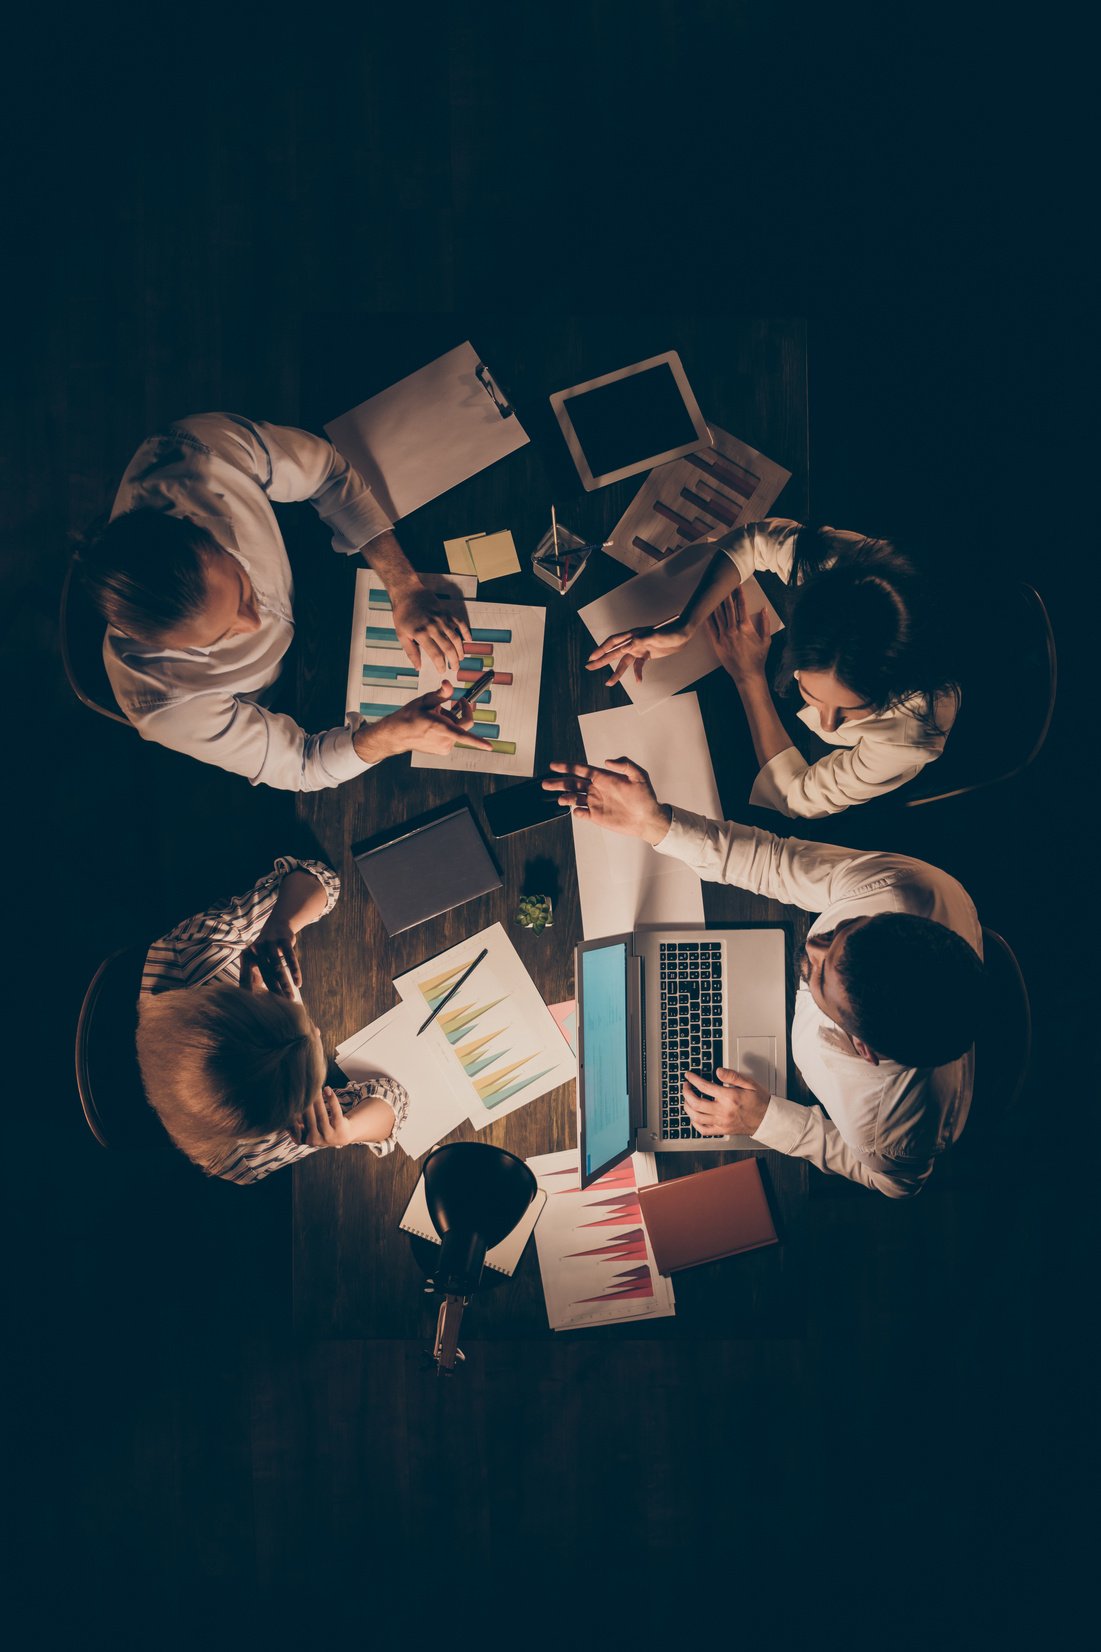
[292,317,811,1340]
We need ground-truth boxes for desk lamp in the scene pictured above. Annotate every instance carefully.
[420,1142,537,1373]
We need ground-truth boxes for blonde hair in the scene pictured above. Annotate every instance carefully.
[136,985,325,1169]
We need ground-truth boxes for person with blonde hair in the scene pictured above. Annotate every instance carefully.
[137,855,406,1183]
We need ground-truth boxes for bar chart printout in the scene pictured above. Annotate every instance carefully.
[411,599,547,778]
[394,923,576,1129]
[527,1149,676,1330]
[604,425,792,574]
[345,568,478,726]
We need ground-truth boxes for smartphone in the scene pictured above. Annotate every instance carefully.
[483,778,567,838]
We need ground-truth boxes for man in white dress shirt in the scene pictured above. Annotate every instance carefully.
[545,756,986,1197]
[75,412,492,789]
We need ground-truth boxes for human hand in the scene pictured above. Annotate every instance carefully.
[390,585,472,675]
[707,589,771,684]
[294,1087,396,1149]
[682,1067,771,1136]
[354,685,495,761]
[243,917,302,999]
[542,756,671,843]
[585,623,692,687]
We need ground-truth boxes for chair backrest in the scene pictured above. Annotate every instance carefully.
[76,944,173,1151]
[964,927,1032,1148]
[59,558,132,727]
[903,582,1056,807]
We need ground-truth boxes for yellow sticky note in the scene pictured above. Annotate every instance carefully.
[443,532,484,576]
[471,529,520,581]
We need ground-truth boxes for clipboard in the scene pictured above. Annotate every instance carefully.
[325,341,530,521]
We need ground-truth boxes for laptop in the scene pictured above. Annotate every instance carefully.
[575,927,788,1188]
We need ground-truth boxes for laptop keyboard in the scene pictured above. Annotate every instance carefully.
[659,941,726,1140]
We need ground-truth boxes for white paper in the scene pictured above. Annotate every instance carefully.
[325,342,530,522]
[394,923,576,1128]
[528,1149,675,1330]
[412,600,546,778]
[571,696,721,939]
[603,424,792,574]
[400,1177,547,1274]
[346,568,478,726]
[335,1000,468,1160]
[579,543,783,712]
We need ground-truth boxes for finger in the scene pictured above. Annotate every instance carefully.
[433,622,463,672]
[303,1098,325,1147]
[283,939,303,989]
[606,654,633,688]
[401,634,422,669]
[715,1066,756,1090]
[604,757,650,784]
[548,761,597,779]
[587,632,638,664]
[683,1070,723,1098]
[443,720,495,750]
[420,632,447,672]
[633,655,646,683]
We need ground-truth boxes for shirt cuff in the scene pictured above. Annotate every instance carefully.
[321,722,376,784]
[651,805,711,859]
[748,747,807,815]
[751,1093,813,1154]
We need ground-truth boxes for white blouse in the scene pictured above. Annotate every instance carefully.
[722,519,958,817]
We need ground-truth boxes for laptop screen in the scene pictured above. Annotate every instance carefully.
[578,941,633,1183]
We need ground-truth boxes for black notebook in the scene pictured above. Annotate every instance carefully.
[352,802,502,936]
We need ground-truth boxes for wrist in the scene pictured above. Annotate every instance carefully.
[353,718,403,762]
[733,665,770,695]
[643,803,673,846]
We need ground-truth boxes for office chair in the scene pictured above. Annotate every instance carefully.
[901,583,1056,808]
[59,557,131,726]
[75,944,172,1152]
[951,926,1032,1167]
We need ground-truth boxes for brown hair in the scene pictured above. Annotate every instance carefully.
[74,509,219,641]
[136,986,325,1170]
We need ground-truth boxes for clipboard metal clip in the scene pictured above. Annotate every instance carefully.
[475,361,514,420]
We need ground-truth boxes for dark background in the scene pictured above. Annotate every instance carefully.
[1,5,1089,1644]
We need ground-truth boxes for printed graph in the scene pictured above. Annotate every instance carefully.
[604,425,792,575]
[345,568,477,727]
[412,599,546,778]
[417,953,556,1110]
[529,1151,676,1330]
[394,923,576,1130]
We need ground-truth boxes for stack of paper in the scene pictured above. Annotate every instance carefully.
[528,1149,676,1330]
[444,529,521,581]
[570,694,721,939]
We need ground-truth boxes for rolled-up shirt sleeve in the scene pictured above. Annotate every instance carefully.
[720,519,802,584]
[187,413,394,552]
[749,736,933,819]
[137,693,373,792]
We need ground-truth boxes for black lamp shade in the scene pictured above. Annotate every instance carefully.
[422,1142,537,1295]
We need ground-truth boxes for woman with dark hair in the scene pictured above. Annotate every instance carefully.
[587,519,959,818]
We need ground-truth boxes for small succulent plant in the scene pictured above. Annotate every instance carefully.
[514,894,554,935]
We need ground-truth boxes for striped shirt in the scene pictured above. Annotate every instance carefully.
[141,856,409,1184]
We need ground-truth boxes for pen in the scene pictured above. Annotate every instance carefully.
[551,504,559,559]
[416,947,489,1036]
[451,667,495,705]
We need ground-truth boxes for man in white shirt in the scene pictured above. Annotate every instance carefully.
[75,412,492,789]
[545,756,986,1197]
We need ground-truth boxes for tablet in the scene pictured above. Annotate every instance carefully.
[549,351,711,491]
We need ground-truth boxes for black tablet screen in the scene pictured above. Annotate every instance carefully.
[562,363,700,478]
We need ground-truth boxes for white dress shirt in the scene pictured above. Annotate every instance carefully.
[722,519,959,817]
[655,810,983,1197]
[105,413,393,791]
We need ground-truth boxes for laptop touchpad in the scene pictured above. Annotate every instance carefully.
[735,1036,776,1094]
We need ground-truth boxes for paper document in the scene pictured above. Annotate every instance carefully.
[571,696,720,939]
[412,599,546,777]
[604,425,791,574]
[325,342,530,522]
[579,543,783,711]
[528,1149,676,1330]
[400,1177,547,1276]
[444,529,521,581]
[346,568,477,727]
[394,922,576,1129]
[335,1000,468,1160]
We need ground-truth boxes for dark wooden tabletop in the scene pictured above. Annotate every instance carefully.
[292,316,811,1340]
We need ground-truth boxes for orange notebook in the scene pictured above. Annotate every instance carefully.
[637,1159,779,1276]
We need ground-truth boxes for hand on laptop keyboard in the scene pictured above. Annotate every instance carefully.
[681,1068,771,1138]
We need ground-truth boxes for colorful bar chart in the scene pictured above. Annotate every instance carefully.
[411,598,545,779]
